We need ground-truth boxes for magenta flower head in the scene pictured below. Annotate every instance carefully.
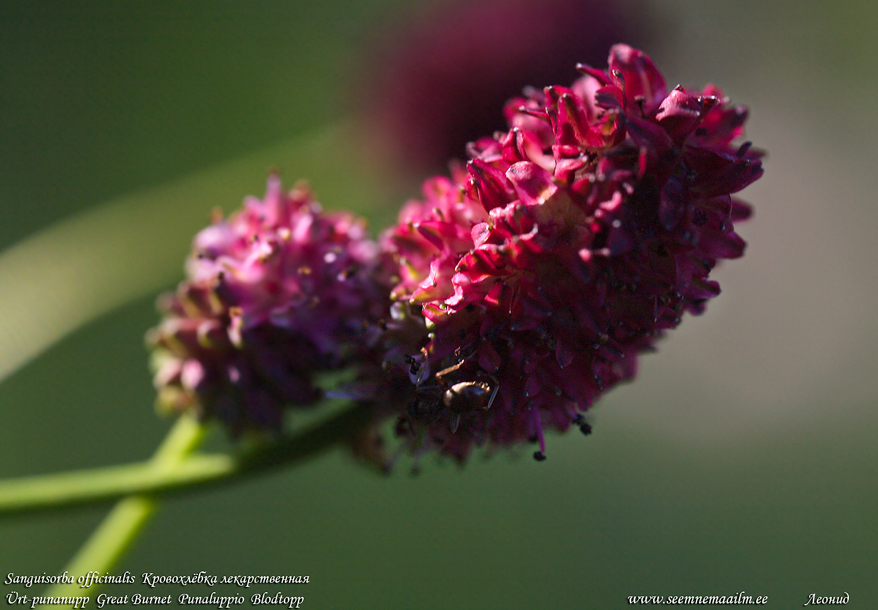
[147,175,391,435]
[383,45,764,463]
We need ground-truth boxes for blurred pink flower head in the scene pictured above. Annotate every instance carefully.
[382,44,764,463]
[147,176,391,434]
[360,0,650,171]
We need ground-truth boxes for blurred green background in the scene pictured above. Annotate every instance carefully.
[1,1,876,608]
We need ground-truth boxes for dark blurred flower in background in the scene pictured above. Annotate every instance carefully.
[381,45,763,463]
[147,176,392,435]
[357,0,653,172]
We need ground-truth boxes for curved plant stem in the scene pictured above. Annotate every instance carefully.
[0,401,374,519]
[38,414,208,605]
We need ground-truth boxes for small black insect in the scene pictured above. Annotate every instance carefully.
[407,359,499,434]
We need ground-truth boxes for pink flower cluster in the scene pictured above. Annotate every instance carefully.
[149,45,763,467]
[147,175,391,434]
[382,45,762,462]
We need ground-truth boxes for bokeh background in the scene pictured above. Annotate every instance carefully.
[2,0,876,608]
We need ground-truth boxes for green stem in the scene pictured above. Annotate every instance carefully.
[38,415,208,604]
[0,402,373,518]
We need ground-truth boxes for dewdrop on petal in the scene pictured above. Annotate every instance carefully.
[147,175,392,435]
[382,45,764,463]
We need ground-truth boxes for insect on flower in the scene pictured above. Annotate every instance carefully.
[407,357,499,434]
